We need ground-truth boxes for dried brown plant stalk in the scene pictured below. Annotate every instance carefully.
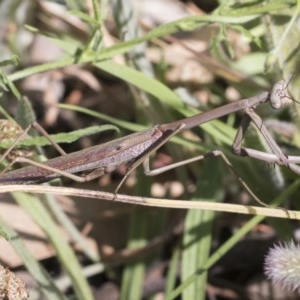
[0,264,28,300]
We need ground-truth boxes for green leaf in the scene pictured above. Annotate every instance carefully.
[0,124,118,149]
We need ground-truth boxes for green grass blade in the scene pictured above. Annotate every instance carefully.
[182,158,223,300]
[7,12,277,83]
[13,192,94,300]
[46,195,100,262]
[165,245,181,297]
[0,124,118,149]
[120,169,150,300]
[168,179,300,299]
[95,60,183,108]
[0,215,67,300]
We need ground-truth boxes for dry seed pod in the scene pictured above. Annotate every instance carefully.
[0,120,34,162]
[0,264,29,300]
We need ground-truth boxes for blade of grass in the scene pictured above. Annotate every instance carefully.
[1,184,300,219]
[182,158,223,300]
[7,13,268,83]
[120,168,151,300]
[13,192,94,300]
[0,124,118,149]
[165,244,181,297]
[167,179,300,299]
[0,215,67,300]
[46,194,100,262]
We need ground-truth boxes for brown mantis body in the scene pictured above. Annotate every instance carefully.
[0,80,299,201]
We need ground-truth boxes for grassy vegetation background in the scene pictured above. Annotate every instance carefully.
[0,0,300,299]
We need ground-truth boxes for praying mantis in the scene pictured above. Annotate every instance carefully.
[0,80,299,206]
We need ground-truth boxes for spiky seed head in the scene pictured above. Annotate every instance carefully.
[264,241,300,291]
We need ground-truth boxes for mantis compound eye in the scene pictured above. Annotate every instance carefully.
[270,80,292,109]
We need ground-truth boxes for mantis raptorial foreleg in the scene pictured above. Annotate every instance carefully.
[114,123,185,193]
[232,108,300,174]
